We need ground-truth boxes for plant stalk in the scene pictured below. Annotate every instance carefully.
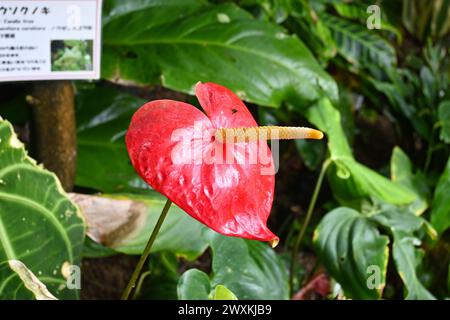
[27,81,77,191]
[121,199,172,300]
[424,127,436,174]
[289,158,331,297]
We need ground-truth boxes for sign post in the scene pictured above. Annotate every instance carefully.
[27,81,76,190]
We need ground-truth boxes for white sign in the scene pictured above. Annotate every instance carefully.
[0,0,102,82]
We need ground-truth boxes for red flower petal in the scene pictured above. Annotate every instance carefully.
[195,82,257,128]
[126,82,278,244]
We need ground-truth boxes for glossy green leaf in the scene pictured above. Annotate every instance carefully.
[0,119,85,299]
[438,100,450,144]
[306,97,352,159]
[368,203,436,240]
[306,98,416,206]
[102,0,207,28]
[177,267,238,300]
[73,192,209,261]
[366,203,435,299]
[177,268,210,300]
[328,158,417,206]
[392,231,435,300]
[390,147,429,215]
[178,232,288,300]
[321,13,396,71]
[335,87,356,146]
[208,232,289,300]
[102,1,338,108]
[209,284,238,300]
[113,194,209,260]
[431,156,450,235]
[313,207,389,299]
[75,85,147,193]
[81,237,117,258]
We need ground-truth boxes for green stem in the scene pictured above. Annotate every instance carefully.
[289,159,331,297]
[121,199,172,300]
[131,270,152,300]
[424,127,436,174]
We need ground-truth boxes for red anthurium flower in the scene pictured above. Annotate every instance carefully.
[126,82,322,247]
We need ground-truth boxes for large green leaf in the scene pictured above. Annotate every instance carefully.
[367,203,435,299]
[392,231,435,300]
[431,156,450,235]
[75,85,147,193]
[73,192,209,260]
[369,206,433,237]
[438,100,450,144]
[177,268,238,300]
[81,237,117,258]
[102,1,338,108]
[210,285,238,300]
[390,147,429,215]
[313,207,389,299]
[315,204,435,300]
[306,98,416,206]
[306,97,352,159]
[0,119,85,299]
[320,13,396,71]
[207,232,289,300]
[328,158,417,206]
[177,231,288,300]
[177,268,210,300]
[102,0,207,28]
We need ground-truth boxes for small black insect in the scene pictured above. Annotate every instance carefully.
[231,108,238,114]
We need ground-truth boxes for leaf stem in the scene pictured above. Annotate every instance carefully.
[121,199,172,300]
[289,158,331,297]
[131,270,152,300]
[424,127,436,174]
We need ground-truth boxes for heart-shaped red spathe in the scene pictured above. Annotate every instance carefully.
[126,82,278,245]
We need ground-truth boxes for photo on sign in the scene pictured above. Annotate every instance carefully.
[50,40,93,72]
